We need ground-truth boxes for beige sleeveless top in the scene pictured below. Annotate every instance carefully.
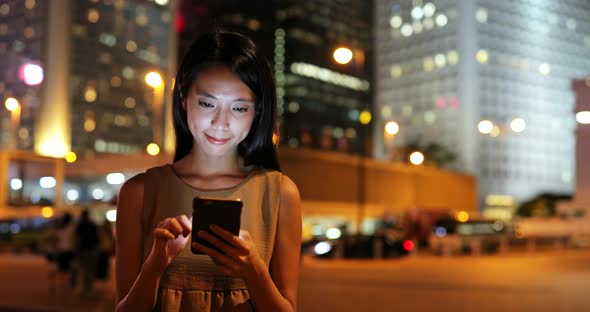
[141,164,283,311]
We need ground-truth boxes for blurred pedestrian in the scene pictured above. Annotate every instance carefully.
[96,221,115,281]
[41,217,59,293]
[75,209,100,296]
[55,212,76,292]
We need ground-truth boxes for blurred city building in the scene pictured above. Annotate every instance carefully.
[375,0,590,210]
[273,0,373,155]
[0,0,174,157]
[0,0,174,217]
[177,0,373,155]
[558,78,590,217]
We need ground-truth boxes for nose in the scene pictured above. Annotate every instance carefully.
[211,108,230,130]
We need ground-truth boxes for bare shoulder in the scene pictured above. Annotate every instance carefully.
[279,175,301,208]
[121,172,145,192]
[117,173,146,213]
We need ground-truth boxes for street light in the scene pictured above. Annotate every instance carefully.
[576,111,590,124]
[479,118,527,136]
[409,151,425,165]
[384,121,400,161]
[384,121,399,136]
[478,120,494,134]
[145,71,165,150]
[333,47,353,65]
[4,97,21,149]
[510,117,526,133]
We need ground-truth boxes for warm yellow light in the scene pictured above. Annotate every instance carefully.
[538,63,551,76]
[333,47,353,65]
[409,151,424,165]
[5,97,19,111]
[41,206,54,218]
[87,9,100,23]
[145,72,163,88]
[146,143,160,156]
[510,118,526,133]
[84,87,97,102]
[390,65,403,78]
[359,110,372,125]
[37,137,68,158]
[485,194,514,207]
[384,121,399,135]
[476,49,489,64]
[84,119,96,132]
[478,120,494,134]
[456,211,469,223]
[490,125,500,137]
[272,133,279,145]
[65,152,77,163]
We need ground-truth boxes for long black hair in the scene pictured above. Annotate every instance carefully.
[172,30,280,172]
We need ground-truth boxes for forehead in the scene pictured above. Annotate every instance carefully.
[190,65,253,99]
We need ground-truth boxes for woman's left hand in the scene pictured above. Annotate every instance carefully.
[191,226,263,280]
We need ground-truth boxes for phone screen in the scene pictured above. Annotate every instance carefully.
[191,196,243,255]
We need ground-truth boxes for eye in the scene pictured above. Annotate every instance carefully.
[233,107,249,113]
[198,101,213,108]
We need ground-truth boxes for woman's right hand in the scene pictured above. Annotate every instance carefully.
[144,215,192,276]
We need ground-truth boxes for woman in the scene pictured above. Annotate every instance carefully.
[115,31,301,312]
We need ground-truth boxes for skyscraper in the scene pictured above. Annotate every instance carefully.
[0,0,48,151]
[0,0,174,158]
[275,0,373,154]
[375,0,590,205]
[559,78,590,215]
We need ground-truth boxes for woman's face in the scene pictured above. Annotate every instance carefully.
[184,65,256,158]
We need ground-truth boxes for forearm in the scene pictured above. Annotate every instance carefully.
[244,259,295,312]
[116,265,162,312]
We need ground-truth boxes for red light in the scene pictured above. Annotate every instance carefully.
[403,240,415,252]
[436,97,446,109]
[175,14,186,32]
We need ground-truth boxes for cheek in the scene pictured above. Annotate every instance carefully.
[186,109,209,132]
[237,115,255,135]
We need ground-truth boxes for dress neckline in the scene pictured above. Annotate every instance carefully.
[165,164,261,193]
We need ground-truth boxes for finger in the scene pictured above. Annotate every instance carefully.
[238,230,252,240]
[197,231,243,256]
[154,228,175,241]
[165,218,184,237]
[209,225,245,249]
[176,215,192,237]
[191,241,233,266]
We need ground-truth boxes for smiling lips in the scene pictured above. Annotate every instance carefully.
[205,134,230,145]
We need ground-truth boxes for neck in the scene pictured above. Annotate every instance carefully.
[182,147,246,177]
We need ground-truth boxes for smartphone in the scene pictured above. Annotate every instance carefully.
[191,196,243,255]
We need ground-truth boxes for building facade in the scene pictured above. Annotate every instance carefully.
[375,0,590,206]
[559,78,590,215]
[0,0,48,151]
[0,0,174,157]
[274,0,373,155]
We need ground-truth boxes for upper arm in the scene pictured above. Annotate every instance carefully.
[270,175,302,310]
[115,173,145,304]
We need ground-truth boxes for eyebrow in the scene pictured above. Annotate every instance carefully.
[196,91,254,103]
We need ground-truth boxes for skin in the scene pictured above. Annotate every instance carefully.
[115,65,302,312]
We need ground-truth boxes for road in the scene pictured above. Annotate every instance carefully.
[0,249,589,311]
